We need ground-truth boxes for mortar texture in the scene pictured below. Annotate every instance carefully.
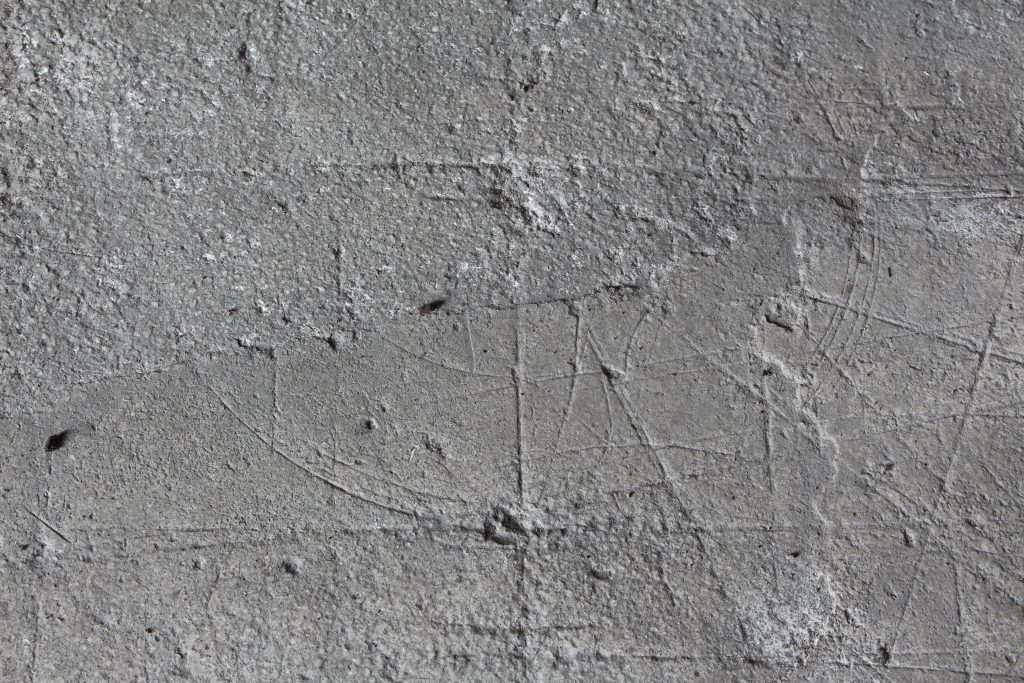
[3,1,1024,681]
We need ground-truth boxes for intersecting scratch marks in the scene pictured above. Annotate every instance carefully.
[806,224,862,365]
[689,526,753,662]
[942,231,1024,492]
[802,222,876,403]
[381,335,506,379]
[641,313,669,369]
[831,225,883,374]
[318,446,472,506]
[586,333,678,503]
[625,307,650,374]
[675,329,826,457]
[887,530,931,660]
[857,319,991,347]
[654,547,682,609]
[816,346,887,422]
[206,380,425,520]
[802,291,983,358]
[942,335,994,492]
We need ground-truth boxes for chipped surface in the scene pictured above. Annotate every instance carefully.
[2,0,1024,680]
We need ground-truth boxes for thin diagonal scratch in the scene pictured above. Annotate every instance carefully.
[587,334,676,494]
[381,335,505,378]
[24,507,72,544]
[888,531,931,658]
[207,383,424,520]
[555,304,585,450]
[625,308,649,374]
[465,312,477,374]
[942,231,1024,491]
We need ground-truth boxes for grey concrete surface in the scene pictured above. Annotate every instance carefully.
[2,0,1024,680]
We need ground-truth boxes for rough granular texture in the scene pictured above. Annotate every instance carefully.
[3,1,1024,681]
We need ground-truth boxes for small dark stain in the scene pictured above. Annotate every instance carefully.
[364,418,377,431]
[45,430,71,452]
[327,335,339,351]
[878,643,892,665]
[416,298,447,315]
[789,551,801,558]
[845,282,855,294]
[226,306,238,316]
[882,462,894,473]
[145,627,155,635]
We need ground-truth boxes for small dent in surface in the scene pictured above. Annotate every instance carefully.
[45,430,71,452]
[764,297,802,332]
[483,505,552,546]
[600,364,625,383]
[415,298,447,315]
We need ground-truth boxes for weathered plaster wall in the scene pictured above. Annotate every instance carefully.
[2,1,1024,680]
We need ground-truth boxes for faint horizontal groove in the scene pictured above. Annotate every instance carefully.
[480,283,647,313]
[68,522,489,544]
[804,290,1024,368]
[843,660,1024,680]
[70,157,1024,194]
[550,442,742,459]
[432,619,599,636]
[58,519,1024,546]
[570,650,705,663]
